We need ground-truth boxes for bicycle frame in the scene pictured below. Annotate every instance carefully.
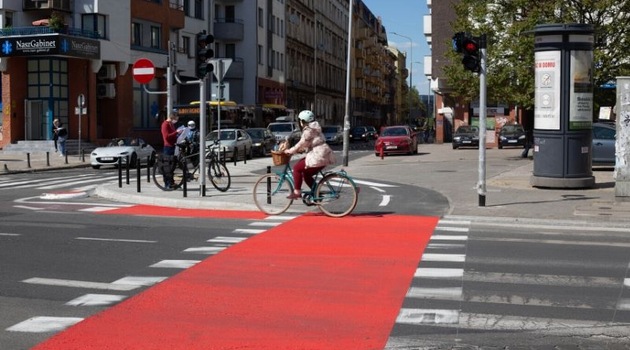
[271,162,356,203]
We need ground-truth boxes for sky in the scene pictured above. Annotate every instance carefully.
[361,0,432,94]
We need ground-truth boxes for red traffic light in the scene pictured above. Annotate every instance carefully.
[463,39,479,53]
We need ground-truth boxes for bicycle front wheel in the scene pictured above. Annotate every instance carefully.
[315,173,358,218]
[152,160,186,191]
[207,159,231,192]
[253,173,293,215]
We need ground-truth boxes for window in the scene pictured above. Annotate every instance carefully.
[226,6,235,23]
[150,26,160,49]
[131,22,142,46]
[4,11,13,28]
[183,36,191,57]
[258,45,263,64]
[258,8,264,28]
[194,0,203,19]
[82,14,106,39]
[225,44,235,59]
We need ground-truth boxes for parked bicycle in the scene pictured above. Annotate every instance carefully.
[252,152,359,218]
[152,139,231,192]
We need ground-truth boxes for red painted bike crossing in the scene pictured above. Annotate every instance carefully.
[34,210,438,349]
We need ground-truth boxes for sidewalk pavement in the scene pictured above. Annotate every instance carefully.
[2,144,629,226]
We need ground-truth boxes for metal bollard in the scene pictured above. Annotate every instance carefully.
[136,159,141,193]
[125,156,130,185]
[182,170,187,198]
[46,152,50,166]
[27,153,31,168]
[233,147,238,166]
[266,166,271,204]
[81,149,85,162]
[64,152,68,164]
[118,157,123,188]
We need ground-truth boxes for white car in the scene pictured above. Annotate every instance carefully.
[206,128,253,161]
[90,137,156,169]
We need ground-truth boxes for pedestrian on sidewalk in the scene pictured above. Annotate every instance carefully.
[53,119,67,157]
[521,127,533,158]
[160,110,183,189]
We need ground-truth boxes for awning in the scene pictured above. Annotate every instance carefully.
[262,104,287,109]
[190,101,238,107]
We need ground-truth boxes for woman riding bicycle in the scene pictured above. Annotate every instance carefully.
[283,110,336,200]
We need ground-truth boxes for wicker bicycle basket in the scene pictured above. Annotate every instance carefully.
[271,151,291,166]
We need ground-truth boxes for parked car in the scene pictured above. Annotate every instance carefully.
[322,125,343,145]
[374,125,418,156]
[349,126,370,142]
[452,125,479,149]
[245,128,276,157]
[498,124,527,149]
[592,122,616,165]
[267,121,301,145]
[90,137,156,169]
[366,126,378,139]
[206,128,253,161]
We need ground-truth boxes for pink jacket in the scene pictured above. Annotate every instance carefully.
[287,121,336,168]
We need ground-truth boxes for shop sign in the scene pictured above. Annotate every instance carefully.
[0,34,100,59]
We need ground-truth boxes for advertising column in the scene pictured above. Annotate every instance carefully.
[530,24,595,189]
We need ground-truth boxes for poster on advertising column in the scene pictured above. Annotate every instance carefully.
[534,51,561,130]
[569,50,593,130]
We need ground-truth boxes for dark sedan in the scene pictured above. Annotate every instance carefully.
[452,125,479,149]
[498,124,527,149]
[245,128,276,157]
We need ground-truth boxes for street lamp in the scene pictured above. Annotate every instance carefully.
[391,32,413,119]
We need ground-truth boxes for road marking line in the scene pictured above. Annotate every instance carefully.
[370,186,386,193]
[378,194,391,207]
[79,206,123,212]
[422,253,466,262]
[6,317,83,333]
[430,235,468,241]
[352,179,397,188]
[233,228,265,234]
[0,232,21,236]
[406,287,463,299]
[426,243,466,249]
[183,246,227,254]
[76,237,157,243]
[111,276,167,286]
[617,299,630,310]
[625,278,630,287]
[249,222,281,227]
[150,260,201,269]
[415,268,464,279]
[207,236,246,243]
[12,205,45,211]
[435,226,469,232]
[23,277,140,291]
[66,294,126,306]
[438,219,471,226]
[396,308,459,325]
[466,271,620,287]
[265,215,296,221]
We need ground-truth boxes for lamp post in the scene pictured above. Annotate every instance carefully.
[391,32,413,120]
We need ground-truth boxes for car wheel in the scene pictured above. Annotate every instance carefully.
[453,144,458,149]
[92,165,101,169]
[498,144,503,149]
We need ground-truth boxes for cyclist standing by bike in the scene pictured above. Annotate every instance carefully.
[283,110,336,200]
[160,110,183,189]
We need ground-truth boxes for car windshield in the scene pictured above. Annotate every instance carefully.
[502,125,524,133]
[457,126,478,134]
[322,126,339,133]
[382,127,407,136]
[208,131,236,141]
[108,138,134,147]
[269,124,293,132]
[247,129,265,138]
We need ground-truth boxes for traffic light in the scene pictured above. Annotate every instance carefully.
[461,36,480,73]
[196,31,214,79]
[452,32,481,73]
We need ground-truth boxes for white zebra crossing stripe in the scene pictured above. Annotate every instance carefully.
[6,317,83,333]
[183,246,227,254]
[233,228,264,234]
[207,236,246,243]
[66,294,126,306]
[430,235,468,241]
[406,287,463,300]
[434,226,469,232]
[150,260,200,268]
[396,308,459,325]
[421,253,466,262]
[415,268,464,279]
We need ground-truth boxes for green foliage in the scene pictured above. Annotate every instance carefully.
[444,0,630,111]
[49,11,65,31]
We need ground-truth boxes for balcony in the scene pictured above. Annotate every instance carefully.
[23,0,71,12]
[0,26,103,39]
[214,19,244,42]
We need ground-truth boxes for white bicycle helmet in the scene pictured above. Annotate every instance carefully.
[298,110,315,123]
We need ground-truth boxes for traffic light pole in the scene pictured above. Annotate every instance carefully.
[477,34,487,207]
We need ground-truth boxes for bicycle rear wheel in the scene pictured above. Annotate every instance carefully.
[315,173,358,217]
[253,173,293,215]
[207,159,231,192]
[152,160,186,191]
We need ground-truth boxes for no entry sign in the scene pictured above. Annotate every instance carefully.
[132,58,155,84]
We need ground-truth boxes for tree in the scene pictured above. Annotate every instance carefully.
[444,0,630,115]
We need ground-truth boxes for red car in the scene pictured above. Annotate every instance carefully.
[374,125,418,156]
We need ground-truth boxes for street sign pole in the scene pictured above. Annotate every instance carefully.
[478,34,487,207]
[77,94,85,158]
